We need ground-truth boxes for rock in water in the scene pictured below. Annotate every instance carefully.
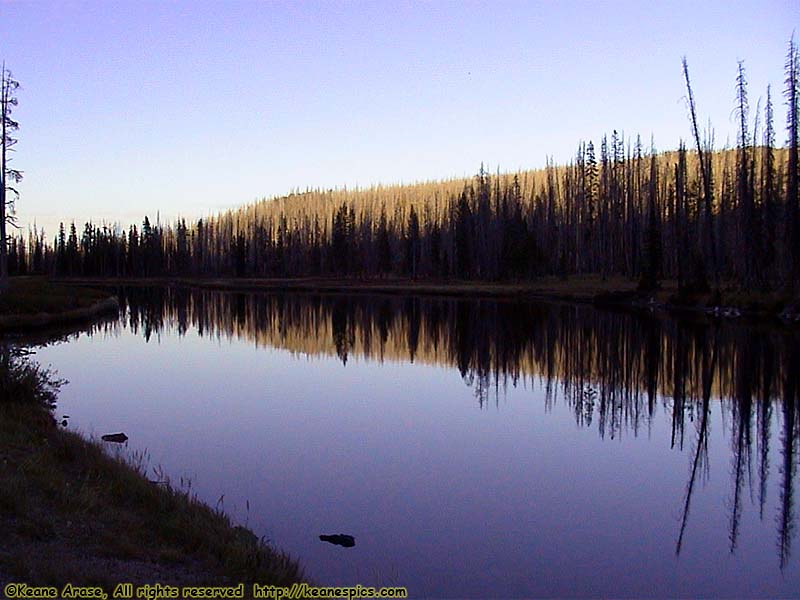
[101,432,128,443]
[319,533,355,548]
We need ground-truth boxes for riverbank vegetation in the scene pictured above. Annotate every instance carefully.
[0,346,303,588]
[0,277,107,315]
[0,277,118,331]
[5,41,800,299]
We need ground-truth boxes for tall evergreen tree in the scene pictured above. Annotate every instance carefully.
[786,36,800,292]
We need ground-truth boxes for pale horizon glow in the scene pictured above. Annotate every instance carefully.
[1,0,798,236]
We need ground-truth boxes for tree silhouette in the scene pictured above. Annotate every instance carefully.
[0,64,21,290]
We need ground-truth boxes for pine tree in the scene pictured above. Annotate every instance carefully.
[762,86,777,283]
[735,61,758,289]
[785,36,800,292]
[406,205,420,279]
[640,142,663,290]
[454,191,473,279]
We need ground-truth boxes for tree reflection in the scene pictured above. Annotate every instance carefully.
[95,286,799,566]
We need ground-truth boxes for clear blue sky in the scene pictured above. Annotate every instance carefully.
[1,0,797,236]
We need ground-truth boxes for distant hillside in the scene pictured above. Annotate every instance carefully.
[216,146,786,236]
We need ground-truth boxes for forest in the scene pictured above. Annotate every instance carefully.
[6,44,800,293]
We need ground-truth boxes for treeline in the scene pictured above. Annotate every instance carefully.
[11,43,800,292]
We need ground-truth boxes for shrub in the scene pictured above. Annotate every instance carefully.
[0,347,64,408]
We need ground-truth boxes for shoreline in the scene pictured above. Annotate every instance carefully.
[0,401,304,590]
[55,275,800,325]
[0,296,120,331]
[0,344,304,591]
[0,278,120,334]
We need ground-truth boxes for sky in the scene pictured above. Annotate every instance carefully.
[1,0,798,236]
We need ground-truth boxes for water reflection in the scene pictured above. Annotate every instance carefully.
[81,286,799,569]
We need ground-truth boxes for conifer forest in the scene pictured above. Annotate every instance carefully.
[7,43,800,294]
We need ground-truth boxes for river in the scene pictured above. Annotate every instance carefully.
[30,287,800,597]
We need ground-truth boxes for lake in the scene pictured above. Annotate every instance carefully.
[29,287,800,597]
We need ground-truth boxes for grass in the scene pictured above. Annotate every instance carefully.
[0,277,109,315]
[0,356,304,589]
[0,277,119,331]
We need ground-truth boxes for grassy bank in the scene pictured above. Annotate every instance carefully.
[0,374,303,589]
[0,277,119,331]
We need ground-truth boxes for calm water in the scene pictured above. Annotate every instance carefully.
[29,288,800,598]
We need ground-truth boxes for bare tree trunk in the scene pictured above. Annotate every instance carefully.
[682,58,716,289]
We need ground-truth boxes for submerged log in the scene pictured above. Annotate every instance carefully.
[319,533,355,548]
